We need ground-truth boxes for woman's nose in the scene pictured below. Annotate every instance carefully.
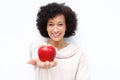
[53,26,59,32]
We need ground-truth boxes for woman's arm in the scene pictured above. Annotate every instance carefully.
[76,51,90,80]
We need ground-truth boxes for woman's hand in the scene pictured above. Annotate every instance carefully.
[27,59,57,69]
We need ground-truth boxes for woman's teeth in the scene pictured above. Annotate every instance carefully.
[53,33,60,37]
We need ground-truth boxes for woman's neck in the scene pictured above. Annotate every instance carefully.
[47,39,68,50]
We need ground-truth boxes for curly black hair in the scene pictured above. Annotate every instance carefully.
[36,2,77,38]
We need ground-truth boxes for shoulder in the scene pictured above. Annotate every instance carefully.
[70,43,88,61]
[69,43,84,52]
[65,43,85,56]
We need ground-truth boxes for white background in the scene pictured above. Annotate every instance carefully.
[0,0,120,80]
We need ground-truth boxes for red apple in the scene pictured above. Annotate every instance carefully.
[38,45,56,62]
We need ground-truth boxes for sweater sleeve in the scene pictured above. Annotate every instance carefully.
[76,50,90,80]
[29,41,42,59]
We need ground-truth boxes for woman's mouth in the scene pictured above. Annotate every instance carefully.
[52,33,60,38]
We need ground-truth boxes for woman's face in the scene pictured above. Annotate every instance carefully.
[47,14,66,42]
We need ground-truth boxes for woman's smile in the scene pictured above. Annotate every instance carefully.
[52,33,61,38]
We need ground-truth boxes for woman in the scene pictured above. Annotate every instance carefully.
[28,2,90,80]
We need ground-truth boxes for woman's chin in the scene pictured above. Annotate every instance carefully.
[52,38,61,42]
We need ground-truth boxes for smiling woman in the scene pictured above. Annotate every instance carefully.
[47,14,66,43]
[28,2,90,80]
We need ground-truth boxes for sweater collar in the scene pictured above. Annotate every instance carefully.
[56,43,80,59]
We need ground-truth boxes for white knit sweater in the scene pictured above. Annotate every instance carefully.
[29,40,90,80]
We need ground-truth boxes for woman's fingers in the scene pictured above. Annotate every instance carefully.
[44,61,51,69]
[50,60,57,67]
[36,60,58,69]
[27,59,37,65]
[36,60,44,68]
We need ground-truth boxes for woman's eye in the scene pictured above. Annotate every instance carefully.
[59,24,63,26]
[48,24,53,26]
